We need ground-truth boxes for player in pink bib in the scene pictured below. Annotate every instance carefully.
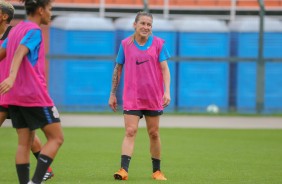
[0,1,64,184]
[0,1,55,182]
[0,1,13,123]
[109,11,171,181]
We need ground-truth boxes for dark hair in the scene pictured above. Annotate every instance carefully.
[0,1,15,23]
[134,11,153,23]
[19,0,52,15]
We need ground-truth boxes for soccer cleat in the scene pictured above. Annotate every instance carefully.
[43,167,54,181]
[113,168,128,180]
[152,170,167,180]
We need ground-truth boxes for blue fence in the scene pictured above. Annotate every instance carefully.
[177,32,230,112]
[48,16,282,113]
[230,18,282,113]
[49,16,115,112]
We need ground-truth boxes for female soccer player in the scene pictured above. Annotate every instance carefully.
[0,1,54,181]
[0,0,64,183]
[109,11,171,181]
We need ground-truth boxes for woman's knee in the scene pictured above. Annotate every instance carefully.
[125,127,137,138]
[43,123,64,146]
[148,130,159,140]
[53,133,64,146]
[46,132,64,146]
[56,134,64,146]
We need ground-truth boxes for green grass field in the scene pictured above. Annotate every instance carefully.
[1,127,282,184]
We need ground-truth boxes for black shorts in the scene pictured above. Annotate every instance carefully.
[123,110,163,119]
[9,105,61,130]
[0,106,8,112]
[0,105,10,119]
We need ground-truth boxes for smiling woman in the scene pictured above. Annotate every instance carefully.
[108,11,171,181]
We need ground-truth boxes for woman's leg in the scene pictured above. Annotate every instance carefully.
[30,123,64,183]
[145,115,167,180]
[16,128,34,184]
[0,111,8,127]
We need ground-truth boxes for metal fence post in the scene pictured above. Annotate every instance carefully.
[143,0,149,13]
[256,0,265,114]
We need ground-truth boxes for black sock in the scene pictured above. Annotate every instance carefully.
[31,154,53,183]
[16,163,30,184]
[152,158,161,172]
[33,151,40,159]
[121,155,131,172]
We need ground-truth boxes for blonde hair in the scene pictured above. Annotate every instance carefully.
[128,11,153,45]
[0,0,15,23]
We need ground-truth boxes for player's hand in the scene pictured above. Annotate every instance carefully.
[0,77,14,94]
[163,92,171,108]
[109,94,118,112]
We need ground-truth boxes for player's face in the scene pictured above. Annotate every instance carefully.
[40,3,52,25]
[134,16,152,38]
[0,10,8,25]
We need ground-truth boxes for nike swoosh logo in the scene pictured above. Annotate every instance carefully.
[39,158,48,163]
[136,60,149,65]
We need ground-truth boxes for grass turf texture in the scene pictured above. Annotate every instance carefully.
[1,127,282,184]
